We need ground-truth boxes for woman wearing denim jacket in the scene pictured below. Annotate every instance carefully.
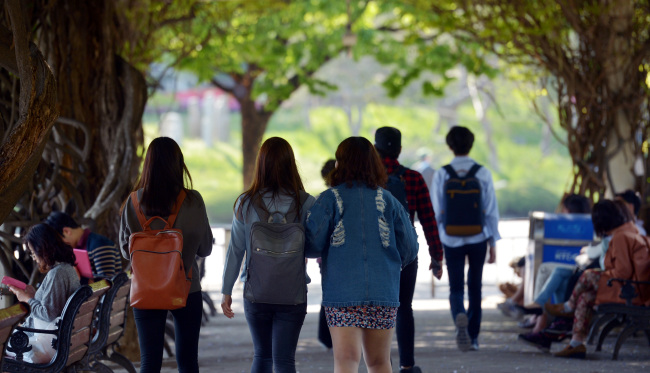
[305,137,419,373]
[221,137,316,373]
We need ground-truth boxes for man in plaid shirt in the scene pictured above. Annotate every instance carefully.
[375,126,443,373]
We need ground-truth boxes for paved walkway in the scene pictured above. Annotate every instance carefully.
[108,222,649,372]
[108,282,650,373]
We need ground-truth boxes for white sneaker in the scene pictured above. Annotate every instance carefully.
[455,313,471,352]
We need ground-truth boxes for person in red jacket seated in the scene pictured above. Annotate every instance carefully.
[546,199,650,359]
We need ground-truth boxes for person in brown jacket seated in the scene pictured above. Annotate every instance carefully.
[546,199,650,359]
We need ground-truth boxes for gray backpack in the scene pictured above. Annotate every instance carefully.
[243,192,308,305]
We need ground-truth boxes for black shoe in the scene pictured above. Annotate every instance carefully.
[544,317,573,334]
[546,331,570,343]
[400,366,422,373]
[518,332,552,353]
[515,304,543,315]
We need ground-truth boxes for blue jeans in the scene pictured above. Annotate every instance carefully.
[445,240,488,340]
[534,266,572,305]
[396,258,418,367]
[244,299,307,373]
[133,291,203,373]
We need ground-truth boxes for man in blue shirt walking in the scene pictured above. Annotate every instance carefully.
[431,126,501,352]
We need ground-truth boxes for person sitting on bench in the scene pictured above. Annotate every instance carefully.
[6,223,81,363]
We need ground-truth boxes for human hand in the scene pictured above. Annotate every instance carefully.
[221,294,234,319]
[429,260,443,280]
[9,284,35,303]
[487,245,496,264]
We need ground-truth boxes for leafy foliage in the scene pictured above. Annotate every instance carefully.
[398,0,650,199]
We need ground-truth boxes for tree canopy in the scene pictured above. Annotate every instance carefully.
[399,0,650,199]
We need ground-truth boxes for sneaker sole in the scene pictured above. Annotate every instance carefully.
[455,313,471,352]
[517,335,550,353]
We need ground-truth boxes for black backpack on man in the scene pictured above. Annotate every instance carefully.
[442,164,484,236]
[385,165,409,213]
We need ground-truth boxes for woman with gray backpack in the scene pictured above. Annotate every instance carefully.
[221,137,316,373]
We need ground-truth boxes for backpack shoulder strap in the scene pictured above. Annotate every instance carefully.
[443,164,459,179]
[392,165,407,178]
[466,164,482,178]
[286,191,310,223]
[166,190,187,228]
[130,191,148,230]
[251,194,271,223]
[130,190,186,230]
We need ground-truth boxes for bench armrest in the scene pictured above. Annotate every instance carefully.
[7,325,60,362]
[14,325,59,335]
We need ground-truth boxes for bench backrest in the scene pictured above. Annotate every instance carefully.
[0,303,30,369]
[88,272,130,355]
[65,280,110,367]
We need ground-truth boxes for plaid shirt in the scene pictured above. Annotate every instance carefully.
[382,157,443,263]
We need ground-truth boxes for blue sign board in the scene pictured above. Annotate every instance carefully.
[541,244,582,264]
[542,213,593,240]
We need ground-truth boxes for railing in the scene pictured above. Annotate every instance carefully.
[201,219,531,292]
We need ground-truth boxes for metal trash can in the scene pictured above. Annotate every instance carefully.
[524,212,595,304]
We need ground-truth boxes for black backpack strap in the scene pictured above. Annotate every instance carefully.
[392,165,407,178]
[443,164,459,179]
[285,191,309,223]
[466,164,482,178]
[252,194,270,223]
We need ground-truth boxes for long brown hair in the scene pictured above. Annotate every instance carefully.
[236,137,305,218]
[132,137,193,217]
[328,137,387,189]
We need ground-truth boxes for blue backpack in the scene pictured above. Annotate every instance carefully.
[385,165,409,213]
[442,164,483,236]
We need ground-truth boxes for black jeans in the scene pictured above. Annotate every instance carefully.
[133,291,203,373]
[244,299,307,373]
[444,240,488,340]
[396,258,418,367]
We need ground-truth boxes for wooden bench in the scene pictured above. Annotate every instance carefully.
[74,272,135,373]
[588,278,650,360]
[0,302,30,370]
[4,281,109,372]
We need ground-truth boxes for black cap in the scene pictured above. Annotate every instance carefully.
[374,127,401,157]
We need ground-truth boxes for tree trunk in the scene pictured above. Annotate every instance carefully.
[540,96,552,157]
[37,0,146,238]
[467,75,499,172]
[603,0,639,196]
[0,2,58,224]
[240,98,272,189]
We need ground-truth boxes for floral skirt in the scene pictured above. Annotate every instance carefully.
[324,305,398,329]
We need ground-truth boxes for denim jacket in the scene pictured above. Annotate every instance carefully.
[221,190,316,295]
[305,183,419,307]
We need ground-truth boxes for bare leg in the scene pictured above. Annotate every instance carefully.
[511,282,525,306]
[361,328,393,373]
[330,327,362,373]
[532,313,547,334]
